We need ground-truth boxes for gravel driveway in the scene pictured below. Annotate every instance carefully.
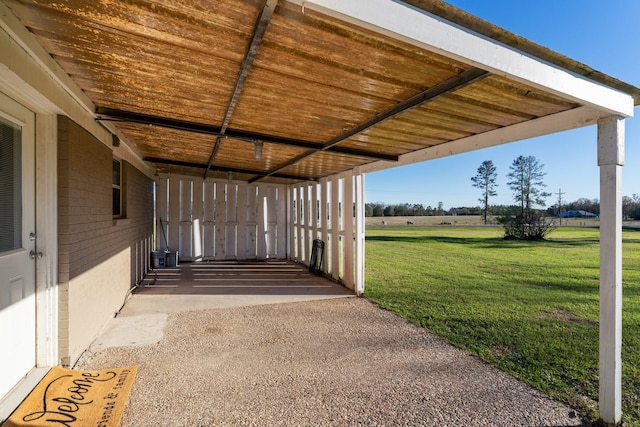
[76,296,584,427]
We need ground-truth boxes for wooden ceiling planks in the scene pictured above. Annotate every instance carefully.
[278,151,371,179]
[115,123,215,165]
[231,1,472,141]
[4,0,590,183]
[5,0,259,123]
[213,138,308,172]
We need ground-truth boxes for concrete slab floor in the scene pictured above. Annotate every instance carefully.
[88,260,354,352]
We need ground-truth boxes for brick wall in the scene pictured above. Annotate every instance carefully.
[57,116,153,365]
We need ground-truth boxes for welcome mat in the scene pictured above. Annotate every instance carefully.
[2,366,137,427]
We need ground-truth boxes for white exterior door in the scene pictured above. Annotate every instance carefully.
[0,93,36,398]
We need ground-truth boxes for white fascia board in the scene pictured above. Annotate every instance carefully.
[292,0,634,117]
[359,106,604,174]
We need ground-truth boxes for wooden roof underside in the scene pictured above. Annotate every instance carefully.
[5,0,626,183]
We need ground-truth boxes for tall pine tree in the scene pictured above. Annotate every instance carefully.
[507,155,550,216]
[503,155,552,239]
[471,160,498,224]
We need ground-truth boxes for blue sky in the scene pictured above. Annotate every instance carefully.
[365,0,640,208]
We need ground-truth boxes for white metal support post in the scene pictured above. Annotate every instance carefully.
[354,170,365,295]
[311,182,318,242]
[597,116,624,426]
[343,171,354,289]
[331,177,340,280]
[296,185,303,261]
[286,185,293,260]
[319,178,328,273]
[302,183,310,262]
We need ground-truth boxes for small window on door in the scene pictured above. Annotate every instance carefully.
[0,116,22,252]
[112,158,122,217]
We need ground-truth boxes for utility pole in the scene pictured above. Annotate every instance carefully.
[556,188,565,226]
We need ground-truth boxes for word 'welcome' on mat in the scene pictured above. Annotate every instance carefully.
[2,366,137,427]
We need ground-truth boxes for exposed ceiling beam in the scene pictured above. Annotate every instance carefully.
[204,0,278,179]
[95,107,399,161]
[359,105,603,174]
[249,67,489,183]
[144,156,315,181]
[321,67,488,151]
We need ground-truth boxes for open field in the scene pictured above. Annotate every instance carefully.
[365,215,640,228]
[364,226,640,425]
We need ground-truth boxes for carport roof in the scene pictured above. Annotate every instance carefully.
[5,0,639,183]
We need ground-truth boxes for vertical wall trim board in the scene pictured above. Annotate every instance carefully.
[277,185,287,258]
[156,178,168,252]
[214,182,226,260]
[192,180,203,260]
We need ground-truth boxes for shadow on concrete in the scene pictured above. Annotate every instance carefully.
[120,260,354,316]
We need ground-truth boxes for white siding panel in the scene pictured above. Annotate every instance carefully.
[179,179,192,260]
[257,185,267,259]
[203,181,216,260]
[215,182,226,260]
[277,186,287,258]
[156,177,168,252]
[168,178,180,253]
[192,180,203,260]
[236,183,248,261]
[246,184,258,259]
[225,184,237,259]
[266,186,277,258]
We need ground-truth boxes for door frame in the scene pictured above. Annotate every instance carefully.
[0,100,59,372]
[0,100,57,415]
[0,94,57,420]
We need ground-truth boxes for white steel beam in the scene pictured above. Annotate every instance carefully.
[360,106,604,174]
[291,0,634,117]
[597,116,624,426]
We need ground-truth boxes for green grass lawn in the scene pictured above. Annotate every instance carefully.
[364,226,640,425]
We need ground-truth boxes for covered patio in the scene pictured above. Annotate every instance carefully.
[78,293,583,427]
[1,0,639,424]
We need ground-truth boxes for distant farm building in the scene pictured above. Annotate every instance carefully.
[562,210,598,218]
